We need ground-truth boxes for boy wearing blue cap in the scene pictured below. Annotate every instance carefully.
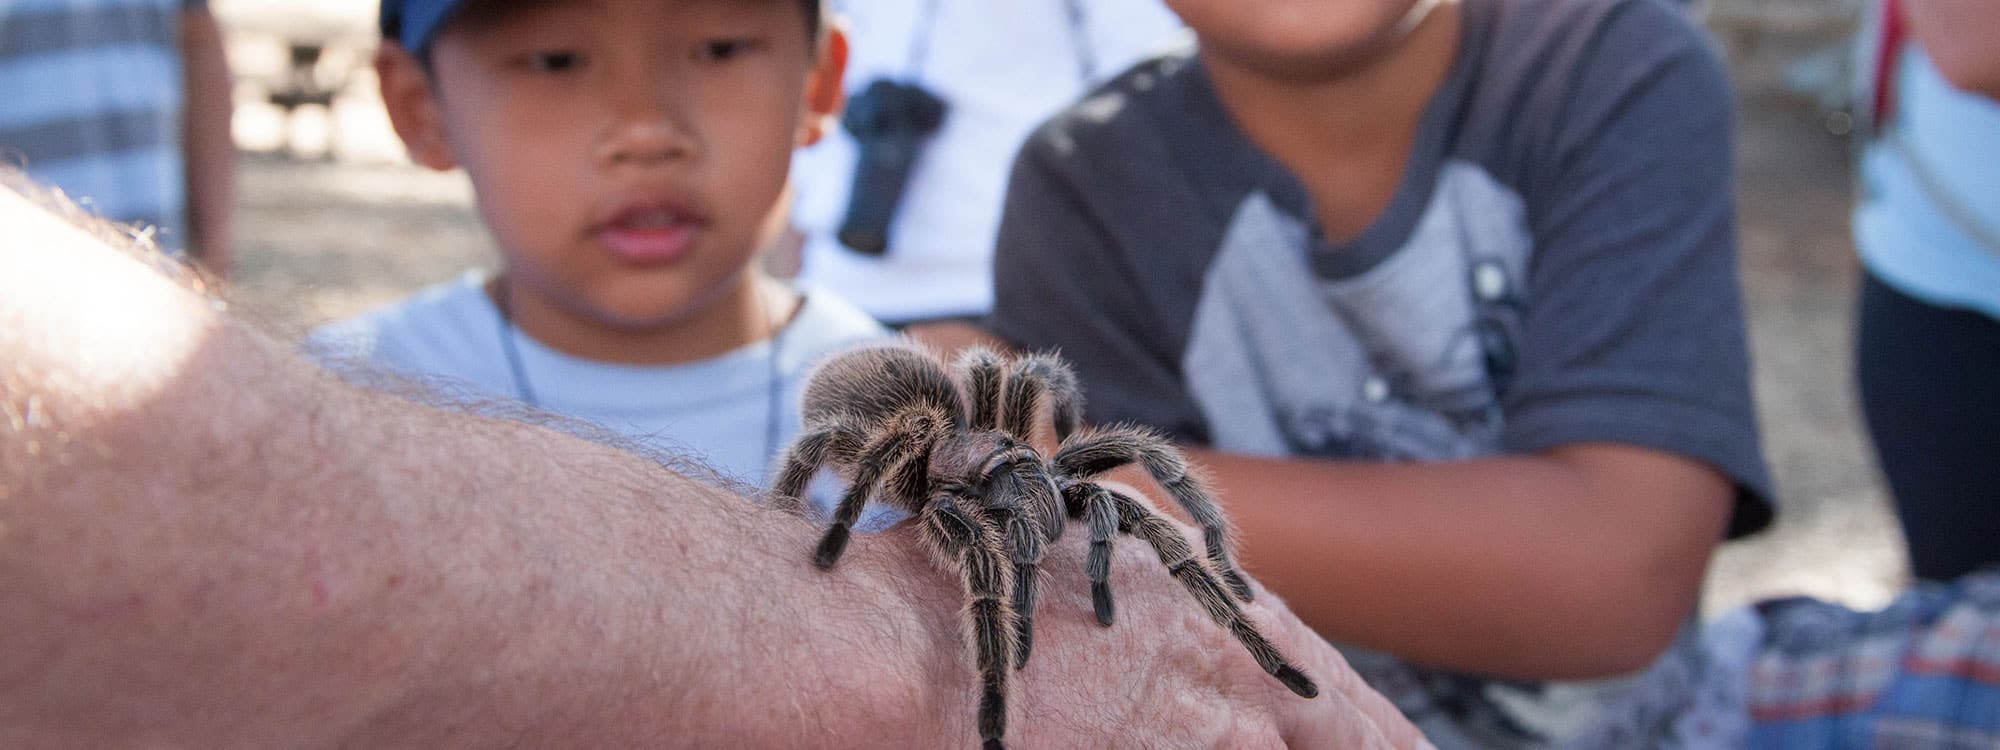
[317,0,888,490]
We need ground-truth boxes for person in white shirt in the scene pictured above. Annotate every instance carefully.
[787,0,1183,337]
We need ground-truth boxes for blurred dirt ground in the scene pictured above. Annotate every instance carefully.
[213,5,1908,617]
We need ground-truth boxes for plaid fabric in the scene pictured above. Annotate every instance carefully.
[1743,568,2000,749]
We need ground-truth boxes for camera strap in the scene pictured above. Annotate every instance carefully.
[1061,0,1097,82]
[902,0,943,83]
[903,0,1098,85]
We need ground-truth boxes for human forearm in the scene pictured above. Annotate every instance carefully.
[180,7,235,275]
[0,182,1426,748]
[0,185,860,748]
[1903,0,2000,100]
[906,319,1012,356]
[0,183,932,746]
[0,325,1413,748]
[1183,444,1731,680]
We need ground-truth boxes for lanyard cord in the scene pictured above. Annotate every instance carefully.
[759,289,792,472]
[1062,0,1095,82]
[904,0,1096,85]
[903,0,943,84]
[493,279,794,473]
[494,280,542,409]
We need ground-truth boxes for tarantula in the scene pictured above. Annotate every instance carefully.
[769,343,1317,750]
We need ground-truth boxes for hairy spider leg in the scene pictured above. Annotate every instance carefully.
[1105,489,1318,699]
[881,439,935,511]
[813,411,945,568]
[999,352,1083,444]
[1053,427,1256,601]
[958,347,1007,431]
[986,352,1083,664]
[918,489,1017,750]
[971,442,1064,669]
[768,422,863,517]
[970,348,1084,659]
[1060,481,1124,626]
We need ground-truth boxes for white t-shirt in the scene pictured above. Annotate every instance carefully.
[309,272,893,505]
[789,0,1184,323]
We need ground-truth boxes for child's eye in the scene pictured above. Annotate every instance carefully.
[523,50,584,72]
[694,38,762,62]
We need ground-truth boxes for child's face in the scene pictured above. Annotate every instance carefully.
[383,0,840,333]
[1166,0,1432,78]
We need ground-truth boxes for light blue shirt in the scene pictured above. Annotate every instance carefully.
[310,272,899,527]
[1855,45,2000,320]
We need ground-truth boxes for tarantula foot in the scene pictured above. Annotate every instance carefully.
[1275,665,1319,699]
[1092,582,1115,626]
[812,526,852,569]
[1223,569,1254,602]
[979,681,1007,747]
[1013,627,1033,670]
[983,740,1005,750]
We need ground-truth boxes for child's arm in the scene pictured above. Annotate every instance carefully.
[0,178,1423,749]
[1903,0,2000,99]
[179,3,234,276]
[1179,444,1730,680]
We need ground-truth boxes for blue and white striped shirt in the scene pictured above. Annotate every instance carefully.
[1,0,198,254]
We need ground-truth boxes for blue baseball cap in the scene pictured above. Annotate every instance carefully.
[379,0,468,52]
[383,1,821,53]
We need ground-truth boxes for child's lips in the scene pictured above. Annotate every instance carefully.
[595,206,702,265]
[598,223,697,265]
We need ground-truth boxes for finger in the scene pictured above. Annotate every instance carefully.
[1281,645,1431,749]
[1245,585,1430,749]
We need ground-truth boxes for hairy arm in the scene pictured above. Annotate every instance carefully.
[179,5,235,275]
[0,182,1423,748]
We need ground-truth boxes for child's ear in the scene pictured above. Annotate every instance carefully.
[375,43,457,171]
[796,23,850,147]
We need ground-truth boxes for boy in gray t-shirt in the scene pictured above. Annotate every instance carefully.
[986,0,1773,746]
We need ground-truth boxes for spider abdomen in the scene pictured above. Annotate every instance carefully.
[800,343,963,428]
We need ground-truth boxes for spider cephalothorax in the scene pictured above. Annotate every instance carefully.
[770,343,1317,749]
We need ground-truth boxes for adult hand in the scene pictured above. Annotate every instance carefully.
[839,489,1428,749]
[1011,544,1427,748]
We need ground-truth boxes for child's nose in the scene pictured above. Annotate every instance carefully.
[596,89,697,167]
[597,117,695,167]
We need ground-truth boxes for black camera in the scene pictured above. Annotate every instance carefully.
[837,79,948,256]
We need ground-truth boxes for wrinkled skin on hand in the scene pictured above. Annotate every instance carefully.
[836,493,1430,750]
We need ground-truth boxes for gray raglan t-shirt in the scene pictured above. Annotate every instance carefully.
[988,0,1773,746]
